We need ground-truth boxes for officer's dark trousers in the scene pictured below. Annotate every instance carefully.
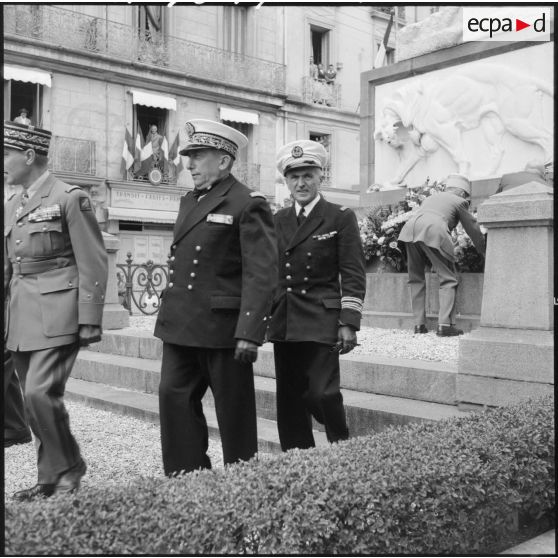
[4,348,31,442]
[405,241,459,326]
[274,341,349,451]
[159,343,258,476]
[13,343,82,484]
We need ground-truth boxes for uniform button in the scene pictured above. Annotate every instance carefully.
[286,275,292,280]
[171,245,176,251]
[306,265,312,270]
[301,290,307,294]
[246,311,250,316]
[43,226,47,231]
[285,263,291,268]
[304,277,309,282]
[193,259,199,265]
[187,284,192,290]
[95,281,99,286]
[68,282,73,287]
[195,246,202,252]
[285,251,290,256]
[15,240,21,245]
[19,274,24,278]
[101,295,104,300]
[286,287,292,292]
[307,252,312,257]
[16,256,21,262]
[190,272,196,278]
[170,256,176,262]
[18,222,23,227]
[169,269,174,275]
[169,282,174,288]
[263,316,267,321]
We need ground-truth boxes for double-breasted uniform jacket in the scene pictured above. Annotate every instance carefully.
[267,197,366,345]
[154,174,278,348]
[398,191,486,261]
[4,173,108,351]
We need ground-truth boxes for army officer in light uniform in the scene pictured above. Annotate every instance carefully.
[4,121,108,500]
[268,139,366,451]
[154,119,277,475]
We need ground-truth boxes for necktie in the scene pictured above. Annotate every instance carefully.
[192,187,211,200]
[297,207,306,226]
[16,193,29,219]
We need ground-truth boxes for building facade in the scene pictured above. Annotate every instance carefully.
[4,4,421,264]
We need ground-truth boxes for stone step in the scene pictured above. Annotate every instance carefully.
[72,351,464,437]
[64,377,327,454]
[87,330,458,405]
[362,311,480,333]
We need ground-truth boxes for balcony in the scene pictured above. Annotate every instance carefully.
[232,163,261,190]
[302,77,341,109]
[4,4,286,96]
[50,136,96,176]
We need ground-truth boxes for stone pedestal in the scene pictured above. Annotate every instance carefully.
[102,232,130,330]
[457,182,554,408]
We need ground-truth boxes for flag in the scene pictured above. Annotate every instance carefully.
[120,128,135,179]
[139,138,154,177]
[161,135,169,175]
[133,128,144,173]
[374,10,394,68]
[168,133,184,176]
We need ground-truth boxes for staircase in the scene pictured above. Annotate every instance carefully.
[67,329,465,453]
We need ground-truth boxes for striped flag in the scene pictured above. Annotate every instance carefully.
[139,140,154,176]
[161,135,169,174]
[374,10,394,68]
[168,133,184,176]
[121,128,135,178]
[133,128,143,173]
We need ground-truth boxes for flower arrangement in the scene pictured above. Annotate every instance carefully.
[359,178,485,273]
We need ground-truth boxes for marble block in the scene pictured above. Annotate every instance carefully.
[102,232,130,330]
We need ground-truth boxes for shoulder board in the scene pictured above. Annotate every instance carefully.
[339,206,348,212]
[65,185,82,193]
[250,191,266,199]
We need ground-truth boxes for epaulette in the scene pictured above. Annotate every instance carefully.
[339,206,348,211]
[65,185,82,193]
[250,191,267,199]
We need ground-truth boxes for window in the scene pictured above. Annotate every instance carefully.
[222,120,250,165]
[310,26,330,66]
[309,132,331,184]
[137,5,164,39]
[223,6,248,55]
[4,79,43,126]
[132,105,169,179]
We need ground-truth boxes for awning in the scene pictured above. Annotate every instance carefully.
[131,89,176,111]
[4,65,52,87]
[220,107,259,125]
[108,207,178,224]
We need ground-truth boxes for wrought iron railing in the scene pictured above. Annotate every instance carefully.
[49,136,96,176]
[4,4,286,95]
[116,253,169,315]
[232,162,261,190]
[302,77,341,108]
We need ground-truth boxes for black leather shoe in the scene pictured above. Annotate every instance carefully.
[4,433,32,448]
[54,459,87,495]
[414,325,428,334]
[437,325,464,337]
[13,484,55,501]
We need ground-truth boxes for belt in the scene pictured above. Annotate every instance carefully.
[11,257,76,276]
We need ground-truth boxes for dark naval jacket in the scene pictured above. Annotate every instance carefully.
[267,196,366,345]
[4,173,108,351]
[154,174,278,348]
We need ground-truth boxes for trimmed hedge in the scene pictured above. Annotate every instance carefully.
[6,397,554,555]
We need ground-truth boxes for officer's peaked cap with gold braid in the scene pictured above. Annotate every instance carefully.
[4,121,52,156]
[179,119,248,159]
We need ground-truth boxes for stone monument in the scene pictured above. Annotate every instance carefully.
[457,181,554,407]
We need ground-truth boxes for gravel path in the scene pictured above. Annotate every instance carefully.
[129,315,459,364]
[4,401,225,501]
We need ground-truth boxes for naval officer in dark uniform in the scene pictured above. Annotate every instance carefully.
[154,119,277,475]
[268,140,366,450]
[4,121,108,500]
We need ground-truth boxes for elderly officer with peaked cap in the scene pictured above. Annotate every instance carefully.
[4,121,108,500]
[154,119,277,475]
[267,139,366,451]
[398,173,486,337]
